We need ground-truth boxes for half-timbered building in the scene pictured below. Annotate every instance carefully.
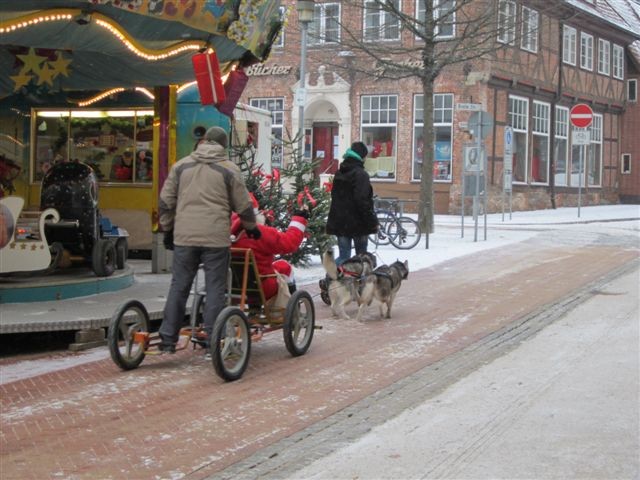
[240,0,640,213]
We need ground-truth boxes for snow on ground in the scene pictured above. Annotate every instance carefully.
[1,205,637,383]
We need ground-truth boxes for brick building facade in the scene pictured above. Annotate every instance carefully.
[239,0,640,214]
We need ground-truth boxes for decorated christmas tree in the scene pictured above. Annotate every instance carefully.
[230,134,334,266]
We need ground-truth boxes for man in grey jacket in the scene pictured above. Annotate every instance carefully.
[157,126,261,353]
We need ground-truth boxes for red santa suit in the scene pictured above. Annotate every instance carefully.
[231,214,307,299]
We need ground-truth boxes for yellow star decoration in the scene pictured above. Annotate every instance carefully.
[37,64,56,86]
[49,53,72,77]
[16,48,47,74]
[10,72,32,91]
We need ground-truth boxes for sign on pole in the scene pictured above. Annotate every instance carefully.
[570,103,593,129]
[572,129,591,145]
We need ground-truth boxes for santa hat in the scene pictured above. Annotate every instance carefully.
[230,192,263,239]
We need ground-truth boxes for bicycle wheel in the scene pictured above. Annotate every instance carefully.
[388,216,421,249]
[369,210,393,246]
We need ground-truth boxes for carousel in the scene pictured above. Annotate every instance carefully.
[0,0,282,302]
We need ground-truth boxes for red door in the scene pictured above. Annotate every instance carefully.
[312,124,339,176]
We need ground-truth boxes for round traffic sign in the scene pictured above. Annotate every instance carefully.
[570,103,593,128]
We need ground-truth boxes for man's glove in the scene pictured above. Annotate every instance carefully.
[245,226,262,240]
[163,230,174,250]
[293,207,310,220]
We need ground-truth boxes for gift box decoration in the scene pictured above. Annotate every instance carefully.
[217,68,249,117]
[192,51,225,106]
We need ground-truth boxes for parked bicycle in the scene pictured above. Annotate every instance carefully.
[369,197,421,249]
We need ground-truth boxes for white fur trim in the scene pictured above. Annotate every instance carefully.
[289,220,306,232]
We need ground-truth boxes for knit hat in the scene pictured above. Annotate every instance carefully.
[204,126,228,148]
[351,141,368,160]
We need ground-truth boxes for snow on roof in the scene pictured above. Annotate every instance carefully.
[563,0,640,39]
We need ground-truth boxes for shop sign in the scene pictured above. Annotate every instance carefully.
[245,64,293,76]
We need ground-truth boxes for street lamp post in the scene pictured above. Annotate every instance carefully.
[296,1,314,157]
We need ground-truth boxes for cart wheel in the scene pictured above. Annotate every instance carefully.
[284,290,315,357]
[210,307,251,381]
[115,238,128,270]
[108,300,149,370]
[92,238,116,277]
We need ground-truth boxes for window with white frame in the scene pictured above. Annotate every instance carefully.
[531,101,550,184]
[249,97,285,168]
[597,39,610,75]
[613,44,624,79]
[521,6,539,53]
[309,3,340,45]
[554,106,569,186]
[435,0,455,38]
[364,0,401,42]
[273,6,286,48]
[509,96,529,183]
[580,32,593,71]
[628,79,638,102]
[497,0,516,45]
[361,95,398,180]
[563,26,577,65]
[416,0,456,38]
[587,114,602,186]
[412,93,453,182]
[621,153,631,174]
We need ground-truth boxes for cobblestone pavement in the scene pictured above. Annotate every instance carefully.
[0,232,638,479]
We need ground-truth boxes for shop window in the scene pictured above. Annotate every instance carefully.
[508,96,528,183]
[531,101,549,184]
[554,106,569,186]
[598,39,610,76]
[364,0,400,42]
[361,95,397,180]
[250,97,284,168]
[497,0,516,45]
[520,6,539,53]
[613,44,624,79]
[563,26,577,66]
[412,93,453,182]
[621,154,631,174]
[587,114,602,186]
[580,32,594,71]
[309,3,340,45]
[33,109,153,184]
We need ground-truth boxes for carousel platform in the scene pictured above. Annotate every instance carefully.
[0,261,170,336]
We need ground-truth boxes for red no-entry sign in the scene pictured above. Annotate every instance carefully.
[570,103,594,128]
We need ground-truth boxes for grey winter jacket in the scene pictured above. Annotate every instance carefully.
[159,142,256,248]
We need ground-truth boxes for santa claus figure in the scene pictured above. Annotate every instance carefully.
[230,194,309,300]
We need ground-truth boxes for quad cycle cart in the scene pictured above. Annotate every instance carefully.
[108,248,317,381]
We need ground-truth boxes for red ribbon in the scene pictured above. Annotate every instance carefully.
[296,186,317,208]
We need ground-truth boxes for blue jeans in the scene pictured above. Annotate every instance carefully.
[159,245,229,345]
[336,235,369,266]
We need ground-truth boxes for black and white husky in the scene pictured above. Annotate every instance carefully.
[355,260,409,322]
[321,250,377,320]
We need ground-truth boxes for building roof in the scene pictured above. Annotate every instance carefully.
[564,0,640,39]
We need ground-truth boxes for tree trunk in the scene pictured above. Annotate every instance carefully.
[418,76,435,235]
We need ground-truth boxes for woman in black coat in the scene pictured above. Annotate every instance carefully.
[326,141,378,265]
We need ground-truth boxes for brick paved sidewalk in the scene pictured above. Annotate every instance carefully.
[0,240,636,479]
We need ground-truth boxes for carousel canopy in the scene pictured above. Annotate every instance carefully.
[0,0,282,99]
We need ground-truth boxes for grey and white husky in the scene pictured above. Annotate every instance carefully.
[355,260,409,322]
[321,250,377,320]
